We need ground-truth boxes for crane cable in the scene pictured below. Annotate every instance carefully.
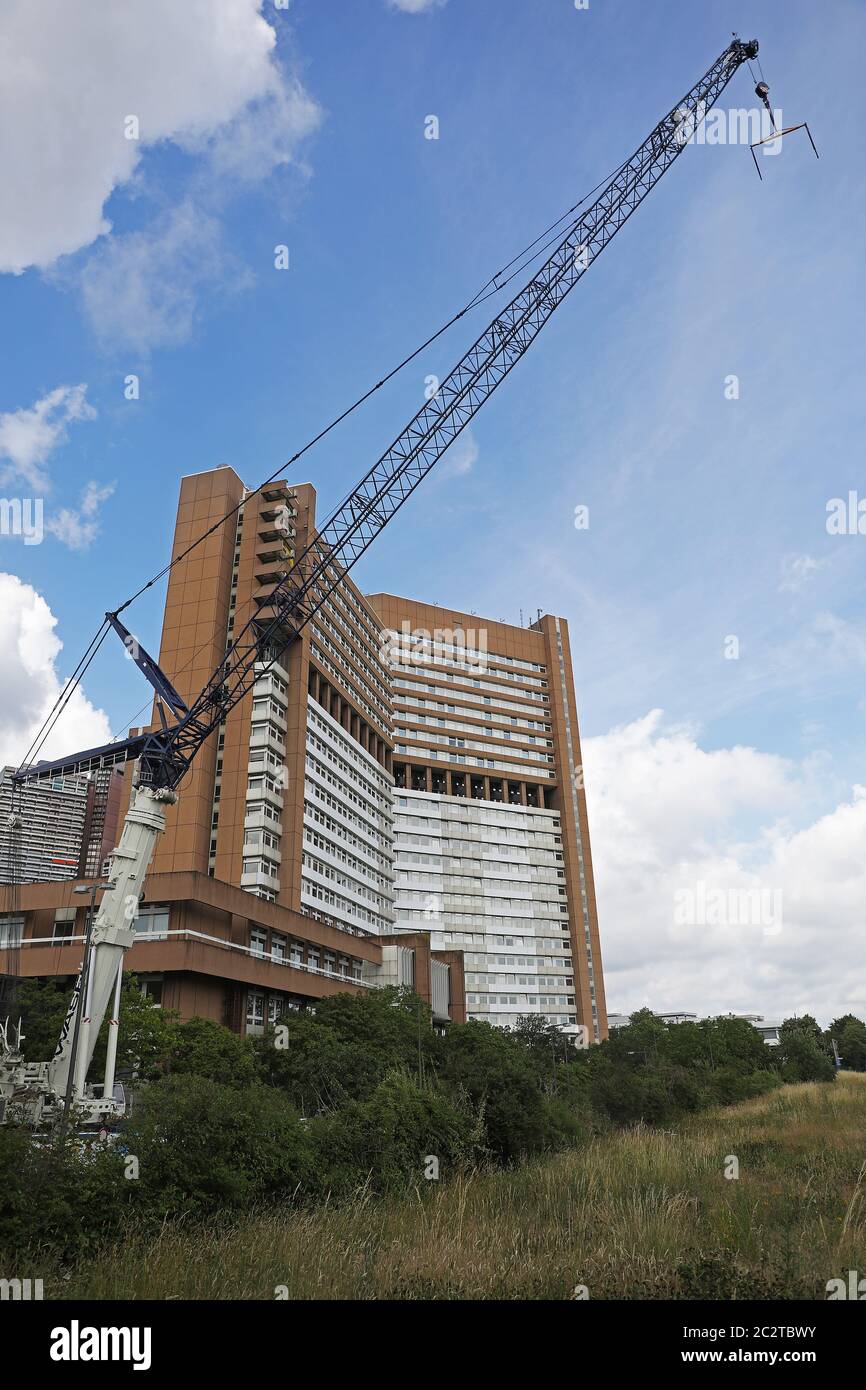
[110,155,631,622]
[20,149,635,765]
[13,621,111,778]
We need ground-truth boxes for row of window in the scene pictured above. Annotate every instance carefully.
[306,778,392,851]
[393,662,547,692]
[386,631,545,674]
[307,707,392,794]
[394,744,555,777]
[467,994,575,1008]
[304,800,391,872]
[393,680,549,719]
[304,828,392,892]
[301,878,390,931]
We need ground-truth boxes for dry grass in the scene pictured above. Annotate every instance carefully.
[55,1074,866,1301]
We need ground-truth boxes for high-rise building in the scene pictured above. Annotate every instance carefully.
[366,596,607,1041]
[1,468,462,1036]
[0,767,90,883]
[3,468,606,1043]
[143,467,395,936]
[78,766,126,879]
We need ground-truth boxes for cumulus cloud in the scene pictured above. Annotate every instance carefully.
[0,0,299,274]
[0,573,111,768]
[46,481,116,551]
[1,2,322,350]
[583,710,866,1025]
[778,552,827,593]
[441,429,479,477]
[77,201,250,354]
[386,0,447,12]
[192,80,322,186]
[0,386,96,492]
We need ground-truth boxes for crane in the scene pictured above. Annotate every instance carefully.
[1,36,772,1127]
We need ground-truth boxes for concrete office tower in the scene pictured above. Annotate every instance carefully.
[143,467,395,937]
[366,596,607,1042]
[0,767,90,884]
[0,471,467,1036]
[79,766,126,879]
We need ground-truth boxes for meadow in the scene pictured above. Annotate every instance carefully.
[55,1074,866,1301]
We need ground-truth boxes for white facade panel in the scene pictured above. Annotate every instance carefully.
[301,701,394,935]
[393,790,576,1029]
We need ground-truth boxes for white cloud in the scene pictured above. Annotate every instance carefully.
[0,386,96,492]
[33,5,324,351]
[778,552,827,593]
[583,710,866,1026]
[441,429,478,477]
[46,481,115,552]
[193,80,321,186]
[0,0,304,274]
[77,201,251,354]
[0,573,111,768]
[386,0,447,12]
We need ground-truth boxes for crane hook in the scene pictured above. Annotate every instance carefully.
[755,81,777,133]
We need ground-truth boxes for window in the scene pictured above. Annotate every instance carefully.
[135,904,169,939]
[0,915,23,949]
[246,989,265,1030]
[52,907,76,941]
[138,976,163,1006]
[250,928,267,957]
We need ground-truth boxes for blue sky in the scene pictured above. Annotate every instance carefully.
[1,0,864,1021]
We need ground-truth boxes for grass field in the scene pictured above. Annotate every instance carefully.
[56,1074,866,1300]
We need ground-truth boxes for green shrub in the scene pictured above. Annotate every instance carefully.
[307,1069,483,1195]
[122,1074,313,1220]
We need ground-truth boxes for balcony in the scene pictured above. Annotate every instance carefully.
[246,780,283,810]
[250,723,286,756]
[241,866,281,891]
[254,657,289,684]
[244,806,282,832]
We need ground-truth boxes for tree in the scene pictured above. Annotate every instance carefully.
[160,1015,257,1088]
[777,1018,835,1083]
[438,1019,583,1159]
[16,974,175,1079]
[826,1015,866,1072]
[122,1074,313,1219]
[16,978,72,1062]
[307,1069,483,1196]
[779,1014,823,1042]
[255,987,442,1113]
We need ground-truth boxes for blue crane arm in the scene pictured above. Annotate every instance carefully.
[16,37,761,793]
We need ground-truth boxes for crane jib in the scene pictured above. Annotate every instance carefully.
[14,38,760,795]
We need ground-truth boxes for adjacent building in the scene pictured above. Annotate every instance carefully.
[0,766,89,884]
[0,764,125,887]
[367,595,607,1041]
